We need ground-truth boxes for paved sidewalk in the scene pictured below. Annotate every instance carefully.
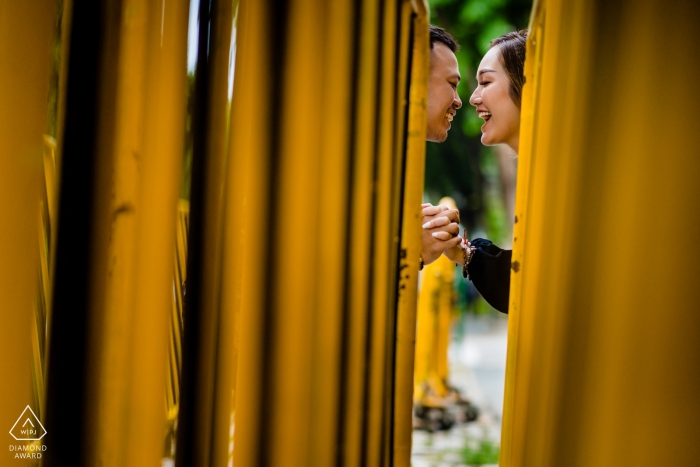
[412,313,508,467]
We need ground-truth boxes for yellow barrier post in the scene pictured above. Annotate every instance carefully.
[87,0,189,465]
[393,1,429,464]
[226,0,273,465]
[0,1,55,465]
[502,0,700,465]
[365,1,399,462]
[44,1,189,465]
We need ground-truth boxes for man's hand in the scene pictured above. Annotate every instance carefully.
[421,203,463,265]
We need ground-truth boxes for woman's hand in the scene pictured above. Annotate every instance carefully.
[420,203,462,265]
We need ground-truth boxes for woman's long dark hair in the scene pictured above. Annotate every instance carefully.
[489,30,528,109]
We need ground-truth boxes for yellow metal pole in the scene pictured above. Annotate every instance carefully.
[393,0,429,464]
[228,0,273,464]
[0,1,55,464]
[435,259,454,395]
[384,4,414,464]
[303,0,354,464]
[414,258,445,403]
[209,2,244,464]
[502,0,700,466]
[266,1,339,463]
[68,1,190,466]
[341,0,380,464]
[365,1,401,465]
[500,0,543,463]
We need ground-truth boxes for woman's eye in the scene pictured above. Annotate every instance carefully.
[479,81,490,86]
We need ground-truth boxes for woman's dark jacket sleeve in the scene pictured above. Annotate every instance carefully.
[467,238,511,314]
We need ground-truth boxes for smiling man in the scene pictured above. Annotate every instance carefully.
[426,26,463,143]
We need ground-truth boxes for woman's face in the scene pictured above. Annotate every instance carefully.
[469,46,521,153]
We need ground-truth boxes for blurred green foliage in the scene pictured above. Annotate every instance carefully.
[460,439,501,465]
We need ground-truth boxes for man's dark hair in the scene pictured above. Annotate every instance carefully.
[429,25,459,53]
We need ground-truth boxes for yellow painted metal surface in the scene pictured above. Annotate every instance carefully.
[225,0,272,465]
[342,0,381,463]
[69,1,190,466]
[502,0,700,465]
[365,1,400,465]
[499,1,542,462]
[394,1,429,464]
[414,252,456,405]
[231,1,427,466]
[0,1,55,465]
[8,0,432,465]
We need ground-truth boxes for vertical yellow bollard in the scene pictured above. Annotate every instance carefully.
[0,1,55,465]
[82,1,189,465]
[393,1,429,464]
[499,1,543,463]
[226,0,273,465]
[502,0,700,466]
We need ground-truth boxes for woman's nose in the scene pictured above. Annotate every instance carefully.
[469,89,480,107]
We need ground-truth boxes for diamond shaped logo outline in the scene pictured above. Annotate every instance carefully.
[9,406,47,441]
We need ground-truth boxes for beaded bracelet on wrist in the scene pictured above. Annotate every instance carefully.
[461,227,476,279]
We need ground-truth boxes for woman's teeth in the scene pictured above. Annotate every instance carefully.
[478,111,491,121]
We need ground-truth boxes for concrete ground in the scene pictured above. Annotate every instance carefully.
[412,312,508,467]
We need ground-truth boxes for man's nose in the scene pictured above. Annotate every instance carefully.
[453,92,462,109]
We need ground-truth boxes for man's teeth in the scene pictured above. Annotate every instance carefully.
[478,111,491,120]
[446,113,454,122]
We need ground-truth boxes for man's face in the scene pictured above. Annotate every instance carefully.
[426,42,462,143]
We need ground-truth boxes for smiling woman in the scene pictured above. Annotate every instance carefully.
[470,30,528,154]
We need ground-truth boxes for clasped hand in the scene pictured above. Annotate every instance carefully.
[420,203,465,266]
